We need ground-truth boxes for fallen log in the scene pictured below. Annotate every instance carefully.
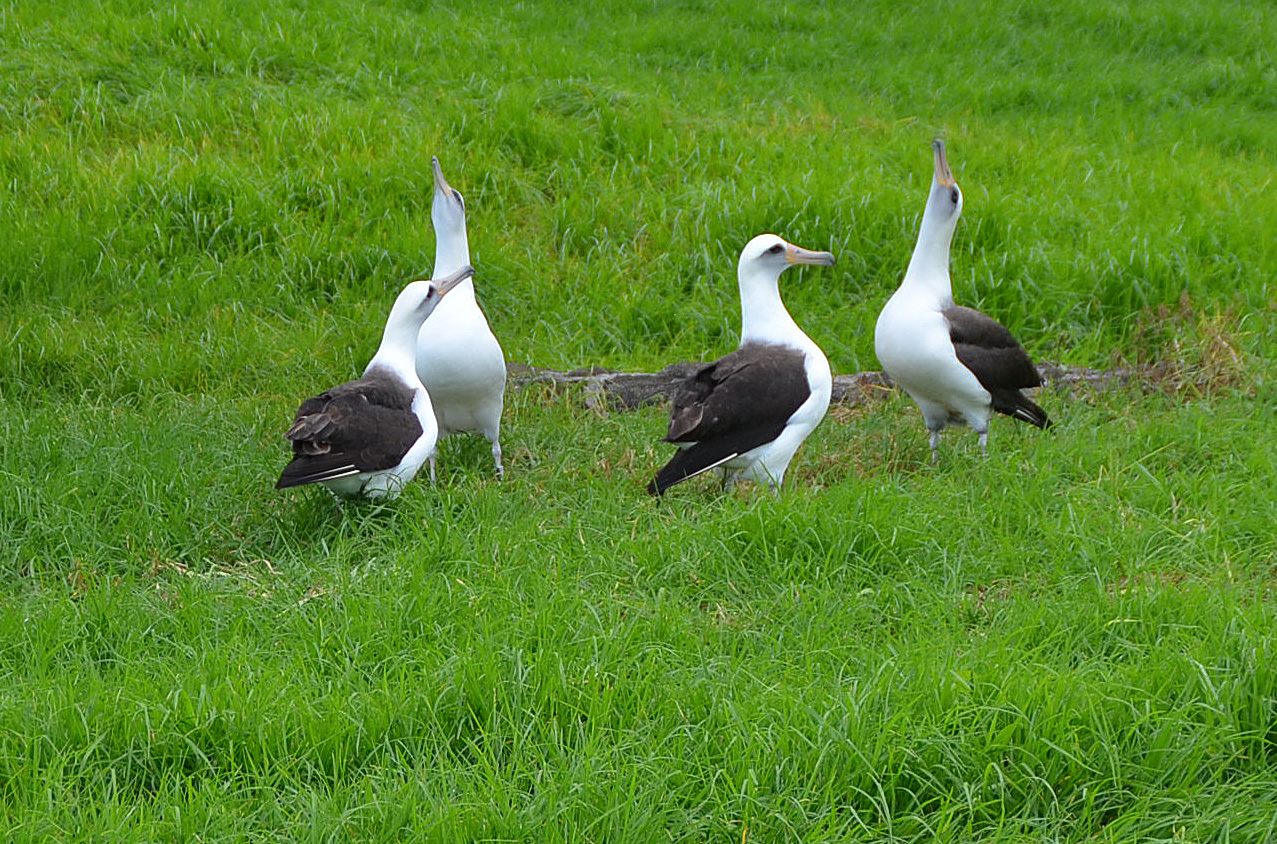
[507,362,1147,412]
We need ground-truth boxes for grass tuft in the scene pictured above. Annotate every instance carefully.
[1121,292,1263,397]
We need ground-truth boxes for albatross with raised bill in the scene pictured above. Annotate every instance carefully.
[276,266,475,499]
[415,157,507,480]
[874,139,1051,462]
[648,234,836,495]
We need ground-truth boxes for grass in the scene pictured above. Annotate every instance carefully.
[3,386,1275,841]
[1,0,1275,841]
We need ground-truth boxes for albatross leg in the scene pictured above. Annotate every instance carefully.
[916,398,948,466]
[488,433,504,480]
[427,454,437,484]
[977,430,989,458]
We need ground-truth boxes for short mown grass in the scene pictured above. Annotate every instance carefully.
[1,0,1275,841]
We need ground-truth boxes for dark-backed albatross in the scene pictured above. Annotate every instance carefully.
[874,139,1051,462]
[276,265,475,499]
[415,157,507,480]
[649,234,836,495]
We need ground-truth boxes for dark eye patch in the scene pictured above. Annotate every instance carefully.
[767,244,784,254]
[950,187,960,204]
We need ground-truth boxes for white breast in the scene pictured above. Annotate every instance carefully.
[415,289,506,434]
[875,291,988,407]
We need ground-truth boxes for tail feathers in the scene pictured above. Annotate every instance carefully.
[648,443,740,495]
[276,455,361,489]
[991,390,1052,429]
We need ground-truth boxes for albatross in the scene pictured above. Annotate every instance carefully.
[415,157,507,480]
[276,265,475,499]
[874,139,1051,462]
[649,234,836,495]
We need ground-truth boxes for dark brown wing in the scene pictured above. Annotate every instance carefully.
[944,306,1041,391]
[649,343,811,494]
[664,344,810,443]
[944,306,1051,428]
[276,371,423,489]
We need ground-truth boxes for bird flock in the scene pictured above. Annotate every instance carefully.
[277,140,1051,500]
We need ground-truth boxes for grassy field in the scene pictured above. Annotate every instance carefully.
[2,0,1275,841]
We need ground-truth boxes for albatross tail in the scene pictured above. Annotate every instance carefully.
[648,443,741,496]
[990,389,1052,429]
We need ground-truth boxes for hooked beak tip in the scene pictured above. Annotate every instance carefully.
[933,139,956,187]
[784,244,837,267]
[433,264,474,296]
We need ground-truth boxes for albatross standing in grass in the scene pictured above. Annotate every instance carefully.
[874,139,1051,462]
[649,234,836,495]
[276,266,475,499]
[416,157,507,480]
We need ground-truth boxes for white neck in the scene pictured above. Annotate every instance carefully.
[433,227,475,303]
[366,287,429,380]
[900,183,957,304]
[738,263,804,348]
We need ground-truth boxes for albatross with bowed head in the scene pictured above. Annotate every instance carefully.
[649,234,836,495]
[276,266,475,499]
[874,139,1051,462]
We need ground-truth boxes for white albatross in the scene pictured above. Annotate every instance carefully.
[649,234,836,495]
[415,157,507,480]
[276,266,475,499]
[874,139,1051,462]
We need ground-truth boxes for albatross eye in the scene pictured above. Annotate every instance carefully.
[766,244,784,254]
[949,187,960,205]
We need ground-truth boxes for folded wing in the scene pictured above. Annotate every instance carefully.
[650,344,810,493]
[944,306,1051,428]
[276,375,423,489]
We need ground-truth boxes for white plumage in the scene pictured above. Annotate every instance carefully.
[875,140,1051,461]
[415,157,507,480]
[649,234,836,494]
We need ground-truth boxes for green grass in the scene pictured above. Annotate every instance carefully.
[3,387,1275,841]
[2,0,1275,841]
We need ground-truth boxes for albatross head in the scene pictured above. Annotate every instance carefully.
[376,265,476,372]
[924,139,963,229]
[736,235,835,344]
[431,157,471,272]
[407,264,475,318]
[739,234,837,279]
[385,266,477,339]
[901,139,965,290]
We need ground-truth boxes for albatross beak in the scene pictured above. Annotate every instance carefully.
[432,264,475,297]
[785,243,837,267]
[432,156,455,199]
[933,139,956,187]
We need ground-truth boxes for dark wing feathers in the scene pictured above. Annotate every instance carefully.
[664,345,810,443]
[276,373,423,489]
[943,306,1051,429]
[324,369,418,410]
[991,390,1051,428]
[650,344,810,494]
[648,437,746,495]
[275,453,363,488]
[944,306,1040,390]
